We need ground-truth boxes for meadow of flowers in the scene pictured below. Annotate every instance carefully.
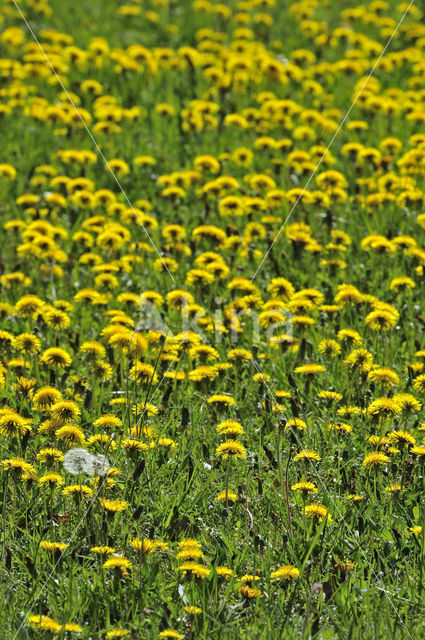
[2,0,425,637]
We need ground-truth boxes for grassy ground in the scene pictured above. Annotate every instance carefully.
[1,0,425,638]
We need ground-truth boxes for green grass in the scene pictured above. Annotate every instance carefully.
[1,0,425,638]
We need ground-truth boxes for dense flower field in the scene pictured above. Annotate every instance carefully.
[1,0,425,637]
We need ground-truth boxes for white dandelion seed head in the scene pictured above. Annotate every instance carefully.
[88,454,110,477]
[63,448,93,474]
[63,448,110,476]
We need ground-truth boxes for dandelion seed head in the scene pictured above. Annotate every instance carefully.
[63,448,110,476]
